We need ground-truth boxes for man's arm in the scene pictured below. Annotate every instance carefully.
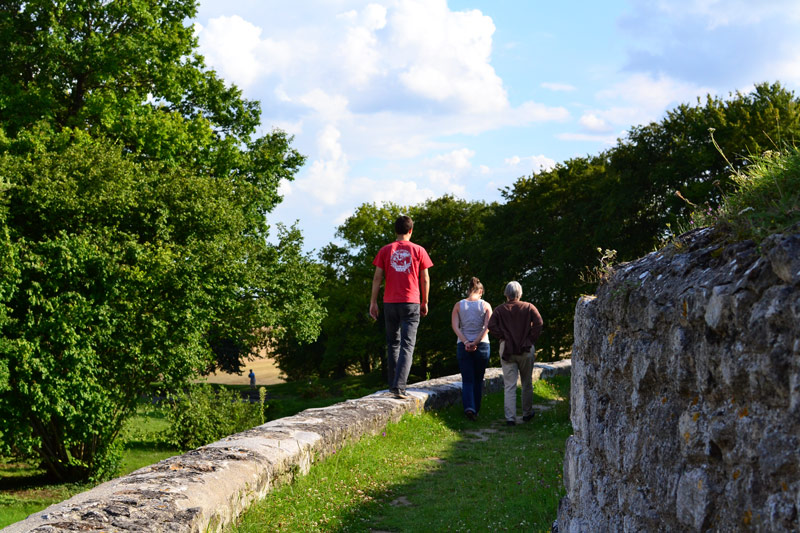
[419,268,430,317]
[369,267,384,320]
[529,303,544,343]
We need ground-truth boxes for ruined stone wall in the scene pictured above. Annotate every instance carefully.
[557,227,800,532]
[3,362,571,533]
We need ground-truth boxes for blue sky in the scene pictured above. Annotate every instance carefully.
[192,0,800,253]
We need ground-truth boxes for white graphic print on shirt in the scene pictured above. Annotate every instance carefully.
[390,249,412,272]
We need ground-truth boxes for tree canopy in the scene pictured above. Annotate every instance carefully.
[0,0,323,480]
[272,82,800,381]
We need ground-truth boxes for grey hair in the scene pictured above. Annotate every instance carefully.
[504,281,522,300]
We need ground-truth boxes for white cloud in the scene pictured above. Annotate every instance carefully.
[267,119,304,137]
[338,4,387,87]
[652,0,800,30]
[768,43,800,85]
[196,15,293,89]
[557,132,619,145]
[541,82,577,92]
[295,125,350,206]
[504,155,556,174]
[352,177,436,206]
[598,73,709,110]
[423,148,475,194]
[431,148,474,171]
[579,113,612,133]
[277,178,293,197]
[618,0,800,92]
[197,3,567,141]
[586,73,714,130]
[295,89,351,121]
[389,0,508,113]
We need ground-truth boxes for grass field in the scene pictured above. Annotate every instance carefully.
[203,354,285,387]
[231,375,572,532]
[1,374,571,531]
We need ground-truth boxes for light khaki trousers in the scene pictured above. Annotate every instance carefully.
[500,341,535,421]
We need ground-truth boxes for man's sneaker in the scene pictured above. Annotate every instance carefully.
[506,420,516,426]
[523,413,535,422]
[393,389,411,399]
[465,410,477,421]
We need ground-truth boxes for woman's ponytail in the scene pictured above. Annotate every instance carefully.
[468,277,483,295]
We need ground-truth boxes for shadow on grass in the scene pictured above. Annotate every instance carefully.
[233,375,571,533]
[335,377,570,532]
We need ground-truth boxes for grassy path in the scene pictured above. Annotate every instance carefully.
[231,375,571,532]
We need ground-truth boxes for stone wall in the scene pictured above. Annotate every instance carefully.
[557,227,800,532]
[4,361,571,533]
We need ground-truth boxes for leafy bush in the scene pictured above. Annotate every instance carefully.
[299,378,331,399]
[165,384,264,450]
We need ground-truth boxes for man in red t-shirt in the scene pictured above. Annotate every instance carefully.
[369,215,433,399]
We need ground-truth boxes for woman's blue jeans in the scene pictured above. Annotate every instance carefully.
[457,342,490,414]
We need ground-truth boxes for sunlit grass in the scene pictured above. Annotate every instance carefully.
[2,376,571,531]
[231,376,571,532]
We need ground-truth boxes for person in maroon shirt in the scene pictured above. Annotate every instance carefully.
[488,281,543,425]
[369,216,433,399]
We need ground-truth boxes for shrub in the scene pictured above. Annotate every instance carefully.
[165,384,263,450]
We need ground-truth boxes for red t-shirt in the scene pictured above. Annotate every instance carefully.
[372,241,433,303]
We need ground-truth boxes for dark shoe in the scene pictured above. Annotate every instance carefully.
[506,420,516,426]
[523,413,535,422]
[393,389,411,399]
[465,410,477,421]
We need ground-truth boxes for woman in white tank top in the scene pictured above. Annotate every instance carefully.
[451,277,493,420]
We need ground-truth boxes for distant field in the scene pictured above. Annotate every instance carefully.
[203,355,285,386]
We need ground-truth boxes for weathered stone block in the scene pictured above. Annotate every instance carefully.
[557,227,800,532]
[676,467,713,530]
[767,232,800,285]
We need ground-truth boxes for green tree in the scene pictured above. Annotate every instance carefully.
[0,135,321,481]
[273,197,495,382]
[0,173,17,404]
[0,0,324,481]
[407,196,494,377]
[0,0,272,183]
[272,203,399,380]
[606,82,800,257]
[495,82,800,359]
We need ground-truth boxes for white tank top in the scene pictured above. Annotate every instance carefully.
[458,299,488,344]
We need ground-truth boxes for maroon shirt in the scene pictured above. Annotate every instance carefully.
[488,300,543,357]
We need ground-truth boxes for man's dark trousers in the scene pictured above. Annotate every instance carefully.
[383,302,420,392]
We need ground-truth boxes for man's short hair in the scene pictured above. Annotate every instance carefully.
[395,215,414,235]
[504,281,523,300]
